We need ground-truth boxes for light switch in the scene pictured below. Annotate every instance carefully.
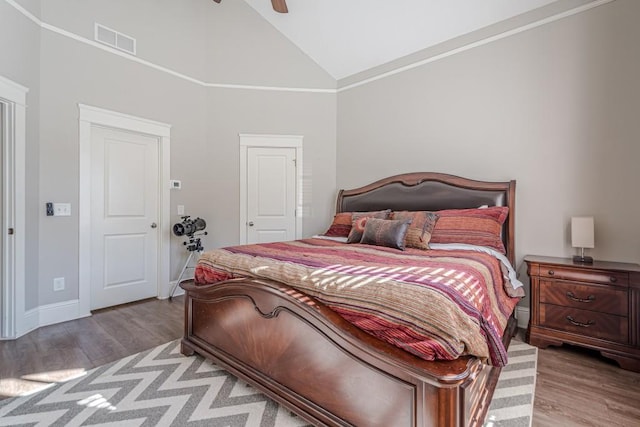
[177,205,185,215]
[53,203,71,216]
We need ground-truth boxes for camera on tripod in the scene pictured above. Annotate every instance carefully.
[172,215,207,252]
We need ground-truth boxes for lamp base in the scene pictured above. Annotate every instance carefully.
[573,255,594,264]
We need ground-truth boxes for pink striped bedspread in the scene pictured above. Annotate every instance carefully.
[194,238,522,366]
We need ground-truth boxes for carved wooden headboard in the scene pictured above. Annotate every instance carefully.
[336,172,516,265]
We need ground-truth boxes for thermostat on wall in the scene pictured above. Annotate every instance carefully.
[169,180,181,190]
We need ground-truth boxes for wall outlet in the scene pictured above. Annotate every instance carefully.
[53,203,71,216]
[53,277,65,291]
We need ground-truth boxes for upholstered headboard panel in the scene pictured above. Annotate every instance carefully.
[336,172,516,264]
[338,181,507,212]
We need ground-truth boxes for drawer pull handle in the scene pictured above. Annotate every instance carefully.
[566,292,595,303]
[566,316,595,328]
[548,270,554,276]
[610,276,617,283]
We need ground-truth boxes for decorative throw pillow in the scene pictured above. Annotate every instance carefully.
[346,210,391,243]
[390,211,439,250]
[324,210,390,238]
[360,218,413,250]
[323,212,353,237]
[430,206,508,253]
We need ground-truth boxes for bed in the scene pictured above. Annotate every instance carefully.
[180,172,520,427]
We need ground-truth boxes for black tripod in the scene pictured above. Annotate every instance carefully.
[169,234,204,300]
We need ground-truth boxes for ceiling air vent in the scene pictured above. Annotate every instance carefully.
[94,23,136,55]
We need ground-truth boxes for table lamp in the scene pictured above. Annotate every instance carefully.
[571,216,594,264]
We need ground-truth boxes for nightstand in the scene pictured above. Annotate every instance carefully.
[525,255,640,372]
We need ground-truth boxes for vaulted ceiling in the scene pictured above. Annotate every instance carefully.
[242,0,561,80]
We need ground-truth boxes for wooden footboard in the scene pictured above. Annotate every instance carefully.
[181,279,516,427]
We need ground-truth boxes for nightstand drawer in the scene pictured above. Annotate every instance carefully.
[539,266,628,286]
[539,304,628,344]
[540,280,628,316]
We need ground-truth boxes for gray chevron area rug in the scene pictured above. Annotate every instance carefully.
[485,339,538,427]
[0,338,537,426]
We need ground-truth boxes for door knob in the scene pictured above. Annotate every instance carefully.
[248,221,254,227]
[151,223,157,228]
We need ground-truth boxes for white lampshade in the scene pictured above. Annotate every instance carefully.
[571,216,594,249]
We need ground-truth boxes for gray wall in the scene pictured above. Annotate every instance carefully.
[5,0,638,316]
[3,0,336,309]
[0,0,41,310]
[337,0,640,305]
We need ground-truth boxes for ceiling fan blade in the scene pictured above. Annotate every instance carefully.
[271,0,288,13]
[213,0,287,14]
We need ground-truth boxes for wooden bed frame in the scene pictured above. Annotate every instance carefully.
[181,172,517,427]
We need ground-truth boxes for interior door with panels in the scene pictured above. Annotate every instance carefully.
[246,146,297,244]
[90,126,159,310]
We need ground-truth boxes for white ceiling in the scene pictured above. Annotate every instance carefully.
[244,0,560,80]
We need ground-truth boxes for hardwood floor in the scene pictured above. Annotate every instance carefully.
[2,300,640,426]
[533,343,640,427]
[0,296,184,399]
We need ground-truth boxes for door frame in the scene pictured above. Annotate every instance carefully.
[239,134,303,244]
[78,104,171,317]
[0,75,27,339]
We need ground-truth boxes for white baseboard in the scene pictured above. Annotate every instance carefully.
[15,299,90,339]
[159,280,186,300]
[12,277,192,338]
[11,281,185,339]
[515,306,530,330]
[39,299,90,327]
[19,307,40,338]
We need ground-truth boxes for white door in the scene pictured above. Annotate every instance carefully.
[0,77,27,339]
[0,102,4,298]
[246,147,297,244]
[90,126,159,310]
[0,102,4,311]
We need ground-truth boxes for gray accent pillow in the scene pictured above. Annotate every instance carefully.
[360,218,412,250]
[346,210,391,243]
